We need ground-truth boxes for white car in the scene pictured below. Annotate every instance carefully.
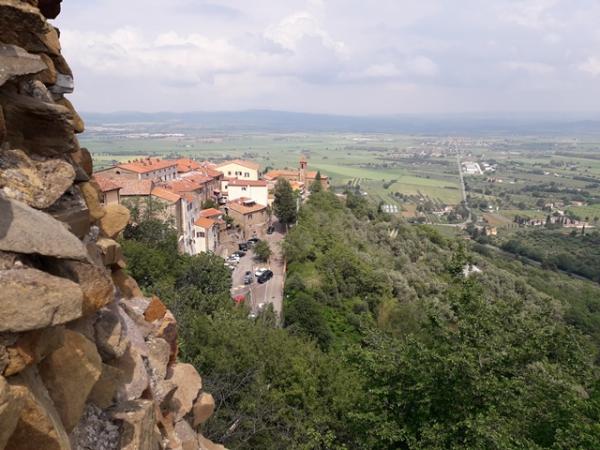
[255,268,268,277]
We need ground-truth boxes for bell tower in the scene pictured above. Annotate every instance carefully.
[299,155,308,183]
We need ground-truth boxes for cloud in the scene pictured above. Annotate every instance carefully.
[56,0,600,114]
[502,61,555,75]
[578,57,600,77]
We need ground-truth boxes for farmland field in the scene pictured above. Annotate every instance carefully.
[84,132,463,207]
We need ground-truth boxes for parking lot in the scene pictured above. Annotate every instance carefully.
[229,221,286,316]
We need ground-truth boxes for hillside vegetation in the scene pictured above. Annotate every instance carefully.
[124,191,600,449]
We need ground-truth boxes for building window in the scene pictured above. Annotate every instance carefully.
[242,187,247,191]
[244,172,250,177]
[197,231,205,238]
[228,171,232,175]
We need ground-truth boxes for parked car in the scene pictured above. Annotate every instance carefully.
[238,243,249,251]
[257,270,274,284]
[248,237,260,245]
[243,271,253,285]
[226,256,240,265]
[224,263,235,271]
[233,250,246,258]
[266,225,275,235]
[254,267,268,277]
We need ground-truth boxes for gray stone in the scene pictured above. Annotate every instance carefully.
[0,44,46,87]
[94,307,129,361]
[110,400,158,450]
[109,345,149,402]
[46,186,91,239]
[0,149,76,209]
[0,89,76,157]
[147,336,170,382]
[69,403,120,450]
[19,78,54,103]
[0,268,83,333]
[0,196,88,259]
[49,73,74,95]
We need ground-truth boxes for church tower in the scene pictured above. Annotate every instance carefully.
[299,155,308,183]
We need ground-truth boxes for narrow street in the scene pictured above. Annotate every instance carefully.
[230,220,286,317]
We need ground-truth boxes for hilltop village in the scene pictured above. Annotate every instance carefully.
[94,157,329,257]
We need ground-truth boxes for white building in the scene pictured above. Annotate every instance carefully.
[215,159,260,181]
[192,209,225,254]
[226,179,269,207]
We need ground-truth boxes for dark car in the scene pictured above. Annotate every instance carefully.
[238,243,249,251]
[233,250,246,258]
[266,225,275,235]
[257,270,274,284]
[243,271,253,285]
[248,237,260,245]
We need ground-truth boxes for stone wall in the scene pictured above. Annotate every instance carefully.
[0,1,222,449]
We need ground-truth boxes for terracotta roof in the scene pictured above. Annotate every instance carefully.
[199,208,223,218]
[193,161,222,178]
[161,179,205,194]
[117,158,178,174]
[216,159,260,171]
[151,187,181,203]
[263,170,298,180]
[228,200,267,215]
[181,173,214,186]
[194,217,216,228]
[175,158,203,173]
[290,181,305,191]
[228,179,268,187]
[118,179,153,196]
[93,176,122,193]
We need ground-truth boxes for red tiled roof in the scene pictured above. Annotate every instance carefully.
[194,217,216,228]
[118,179,153,196]
[151,187,181,203]
[161,179,204,194]
[117,158,177,174]
[263,170,298,180]
[199,208,222,218]
[175,158,203,173]
[228,200,267,215]
[216,159,260,171]
[94,176,122,193]
[228,179,268,187]
[182,173,214,185]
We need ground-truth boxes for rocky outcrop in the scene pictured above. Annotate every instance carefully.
[0,2,222,449]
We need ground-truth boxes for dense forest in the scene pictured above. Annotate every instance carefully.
[498,229,600,282]
[122,191,600,449]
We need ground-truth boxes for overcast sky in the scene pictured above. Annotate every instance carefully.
[55,0,600,115]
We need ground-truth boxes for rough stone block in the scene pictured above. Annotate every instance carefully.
[39,329,103,432]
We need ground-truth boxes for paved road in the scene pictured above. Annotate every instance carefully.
[230,221,286,317]
[436,148,472,229]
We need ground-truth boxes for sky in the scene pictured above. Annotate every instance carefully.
[55,0,600,115]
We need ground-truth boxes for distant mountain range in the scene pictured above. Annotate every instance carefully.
[81,110,600,135]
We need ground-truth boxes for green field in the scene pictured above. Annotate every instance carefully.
[84,133,463,206]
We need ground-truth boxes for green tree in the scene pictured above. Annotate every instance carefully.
[273,178,297,227]
[201,198,219,210]
[254,240,272,262]
[180,310,361,450]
